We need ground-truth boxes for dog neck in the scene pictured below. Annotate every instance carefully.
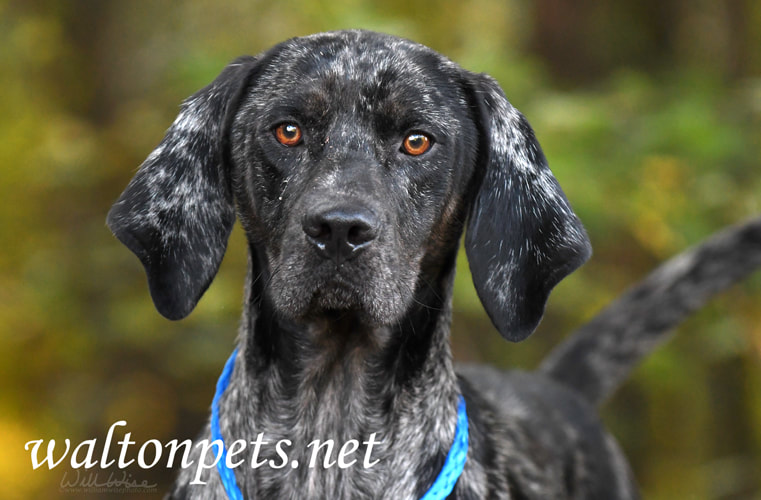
[214,248,463,497]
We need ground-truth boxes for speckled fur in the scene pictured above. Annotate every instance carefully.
[107,31,655,499]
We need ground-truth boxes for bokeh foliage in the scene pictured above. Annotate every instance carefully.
[1,0,760,498]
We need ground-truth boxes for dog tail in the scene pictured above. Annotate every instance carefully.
[539,215,761,406]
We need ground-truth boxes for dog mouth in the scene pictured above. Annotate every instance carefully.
[305,272,374,314]
[267,256,413,327]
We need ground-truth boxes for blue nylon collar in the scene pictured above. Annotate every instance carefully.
[210,347,244,500]
[211,348,468,499]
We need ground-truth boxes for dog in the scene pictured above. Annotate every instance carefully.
[107,30,761,499]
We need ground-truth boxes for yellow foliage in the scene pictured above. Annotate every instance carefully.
[0,418,46,499]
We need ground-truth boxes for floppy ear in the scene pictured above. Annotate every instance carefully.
[465,74,592,342]
[107,56,258,320]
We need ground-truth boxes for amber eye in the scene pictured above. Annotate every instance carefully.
[274,123,302,146]
[401,133,432,156]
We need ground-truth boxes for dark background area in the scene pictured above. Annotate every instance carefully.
[2,1,760,498]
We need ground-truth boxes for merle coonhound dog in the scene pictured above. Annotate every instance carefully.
[107,30,761,499]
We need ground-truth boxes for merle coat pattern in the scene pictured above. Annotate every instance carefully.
[107,30,761,499]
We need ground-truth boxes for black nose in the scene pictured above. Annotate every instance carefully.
[302,206,380,265]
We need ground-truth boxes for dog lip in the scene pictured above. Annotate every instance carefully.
[308,286,361,313]
[313,268,364,289]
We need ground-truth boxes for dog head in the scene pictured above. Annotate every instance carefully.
[107,30,590,342]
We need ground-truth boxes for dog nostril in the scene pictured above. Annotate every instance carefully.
[347,225,361,244]
[303,220,331,241]
[346,222,375,246]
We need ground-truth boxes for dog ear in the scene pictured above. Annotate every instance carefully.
[464,74,592,342]
[107,56,258,320]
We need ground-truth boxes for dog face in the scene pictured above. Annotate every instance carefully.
[107,30,591,341]
[229,34,480,325]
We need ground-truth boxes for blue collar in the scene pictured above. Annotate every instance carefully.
[211,347,469,500]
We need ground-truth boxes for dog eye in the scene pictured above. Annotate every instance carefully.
[274,123,303,146]
[401,133,432,156]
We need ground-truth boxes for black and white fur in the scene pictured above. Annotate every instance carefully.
[107,30,761,499]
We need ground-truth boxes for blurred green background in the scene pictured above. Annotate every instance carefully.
[2,0,760,498]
